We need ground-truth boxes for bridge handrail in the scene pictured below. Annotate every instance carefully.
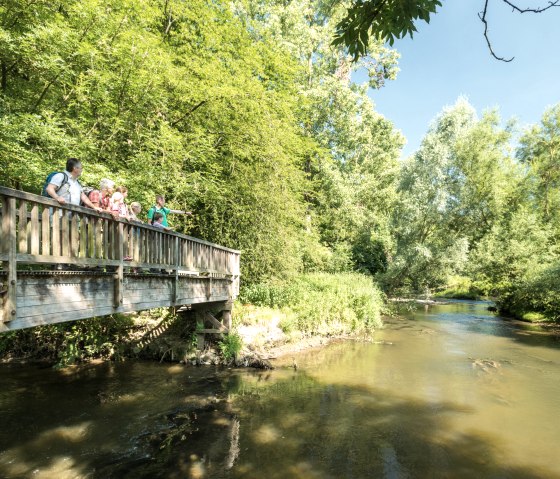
[0,186,239,254]
[0,185,241,276]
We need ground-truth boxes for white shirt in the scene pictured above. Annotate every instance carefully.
[49,171,82,206]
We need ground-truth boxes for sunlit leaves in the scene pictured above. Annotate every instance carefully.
[332,0,441,61]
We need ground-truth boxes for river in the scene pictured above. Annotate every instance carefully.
[1,300,559,478]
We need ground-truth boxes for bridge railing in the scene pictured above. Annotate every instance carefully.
[0,186,240,325]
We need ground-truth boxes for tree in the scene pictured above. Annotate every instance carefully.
[232,0,404,274]
[332,0,559,61]
[382,98,519,294]
[517,104,560,230]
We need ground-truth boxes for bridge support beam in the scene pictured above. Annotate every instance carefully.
[192,301,233,350]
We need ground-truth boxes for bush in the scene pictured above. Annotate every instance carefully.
[218,333,243,362]
[239,273,384,336]
[0,314,137,367]
[498,263,560,322]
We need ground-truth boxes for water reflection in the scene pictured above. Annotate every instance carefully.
[0,301,559,478]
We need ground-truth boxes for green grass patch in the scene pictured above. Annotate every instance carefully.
[239,273,384,336]
[521,312,549,322]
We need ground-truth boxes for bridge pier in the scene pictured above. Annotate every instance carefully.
[191,300,233,350]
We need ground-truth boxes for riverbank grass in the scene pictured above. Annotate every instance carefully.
[236,273,384,343]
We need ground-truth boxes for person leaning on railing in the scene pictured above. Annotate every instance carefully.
[147,194,191,227]
[46,158,102,212]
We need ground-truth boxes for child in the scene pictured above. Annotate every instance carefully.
[151,212,172,231]
[110,191,128,219]
[128,202,142,222]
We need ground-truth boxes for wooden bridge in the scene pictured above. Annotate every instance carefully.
[0,186,240,334]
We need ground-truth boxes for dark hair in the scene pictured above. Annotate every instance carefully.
[66,157,82,172]
[152,212,163,224]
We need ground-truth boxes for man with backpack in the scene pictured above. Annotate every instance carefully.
[44,158,102,211]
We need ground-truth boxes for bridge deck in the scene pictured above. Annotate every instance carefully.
[0,187,240,332]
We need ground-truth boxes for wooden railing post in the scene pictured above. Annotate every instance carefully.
[172,236,179,304]
[114,222,124,309]
[2,197,17,323]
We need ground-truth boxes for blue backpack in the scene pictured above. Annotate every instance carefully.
[41,172,69,197]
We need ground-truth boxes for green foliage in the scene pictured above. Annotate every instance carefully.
[433,276,484,300]
[384,98,519,295]
[0,315,135,367]
[218,333,243,362]
[239,273,384,335]
[333,0,441,60]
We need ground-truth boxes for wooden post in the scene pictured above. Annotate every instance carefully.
[222,300,233,331]
[172,236,179,304]
[30,203,39,255]
[41,206,51,255]
[114,222,124,308]
[196,311,205,350]
[2,197,17,322]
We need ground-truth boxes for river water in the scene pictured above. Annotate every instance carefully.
[1,300,559,478]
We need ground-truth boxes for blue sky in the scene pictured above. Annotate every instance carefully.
[363,1,560,158]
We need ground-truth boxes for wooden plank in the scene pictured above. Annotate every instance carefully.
[51,210,60,256]
[222,300,233,330]
[205,311,228,332]
[30,203,40,254]
[93,217,101,259]
[16,254,122,266]
[102,218,109,259]
[80,216,88,258]
[18,296,114,317]
[41,207,51,255]
[71,213,79,258]
[18,200,28,253]
[61,210,70,256]
[17,276,113,289]
[133,226,140,262]
[2,197,17,322]
[114,222,124,308]
[0,196,10,255]
[18,292,112,306]
[172,236,179,304]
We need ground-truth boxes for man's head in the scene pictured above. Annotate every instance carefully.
[156,195,165,207]
[66,158,83,178]
[153,212,164,224]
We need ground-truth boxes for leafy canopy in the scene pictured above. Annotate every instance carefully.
[332,0,441,60]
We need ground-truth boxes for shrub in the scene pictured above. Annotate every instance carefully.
[239,273,384,336]
[218,333,243,362]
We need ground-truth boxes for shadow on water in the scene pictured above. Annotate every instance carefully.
[1,360,559,479]
[216,370,559,479]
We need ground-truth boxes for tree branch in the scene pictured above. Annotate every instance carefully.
[479,0,560,62]
[479,0,514,62]
[170,100,207,127]
[502,0,560,13]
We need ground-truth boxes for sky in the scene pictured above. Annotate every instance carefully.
[361,1,560,158]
